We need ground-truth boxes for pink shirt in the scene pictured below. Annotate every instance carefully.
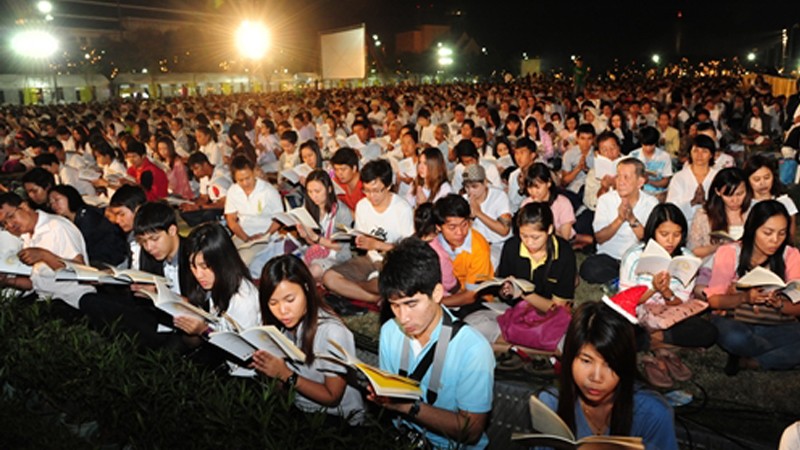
[521,194,576,239]
[704,243,800,298]
[429,236,458,295]
[167,158,194,200]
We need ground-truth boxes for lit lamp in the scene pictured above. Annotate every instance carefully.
[235,21,270,93]
[11,29,60,103]
[437,47,453,67]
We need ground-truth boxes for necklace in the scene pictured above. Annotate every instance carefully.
[581,402,610,436]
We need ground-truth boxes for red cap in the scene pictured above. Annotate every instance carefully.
[602,285,647,324]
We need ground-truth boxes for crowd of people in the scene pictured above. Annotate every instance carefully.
[1,73,800,449]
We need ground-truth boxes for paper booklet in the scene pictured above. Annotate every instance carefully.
[235,233,277,250]
[280,163,314,185]
[736,266,800,303]
[317,340,422,400]
[0,253,32,277]
[709,230,736,244]
[56,261,169,285]
[208,325,306,366]
[329,224,386,242]
[594,154,620,180]
[141,279,217,323]
[272,207,320,230]
[634,240,702,287]
[398,157,417,178]
[474,277,535,297]
[511,395,644,449]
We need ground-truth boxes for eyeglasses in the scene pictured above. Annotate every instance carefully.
[0,207,19,229]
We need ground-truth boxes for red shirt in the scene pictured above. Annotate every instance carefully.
[335,178,364,213]
[128,158,169,201]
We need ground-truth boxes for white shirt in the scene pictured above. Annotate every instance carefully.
[199,165,232,202]
[210,279,261,333]
[666,166,718,224]
[467,187,511,245]
[507,167,526,213]
[562,146,595,193]
[594,190,658,260]
[23,211,95,308]
[451,162,502,193]
[58,164,96,196]
[224,178,283,237]
[200,141,223,167]
[354,193,414,244]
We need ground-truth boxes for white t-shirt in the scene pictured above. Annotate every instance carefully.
[224,178,283,237]
[200,141,223,167]
[666,166,718,224]
[210,279,261,333]
[467,187,512,245]
[23,211,95,308]
[507,167,525,213]
[354,193,414,244]
[58,164,97,196]
[451,162,502,193]
[593,190,658,260]
[199,165,232,202]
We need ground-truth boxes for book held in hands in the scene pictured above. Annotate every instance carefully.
[736,266,800,303]
[634,240,702,287]
[208,325,307,366]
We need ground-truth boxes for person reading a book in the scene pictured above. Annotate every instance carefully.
[322,159,414,304]
[172,223,261,343]
[47,185,128,268]
[106,185,147,270]
[688,168,751,260]
[573,131,621,250]
[407,147,452,208]
[744,153,798,241]
[374,237,494,449]
[539,301,678,450]
[21,167,55,212]
[180,151,232,227]
[520,163,576,241]
[330,148,364,214]
[293,170,353,281]
[704,200,800,374]
[124,140,169,202]
[251,255,365,425]
[493,202,577,348]
[618,203,717,386]
[0,192,97,311]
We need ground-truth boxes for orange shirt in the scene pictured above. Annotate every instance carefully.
[449,229,494,288]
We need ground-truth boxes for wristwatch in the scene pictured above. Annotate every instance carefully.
[285,372,299,389]
[629,218,640,228]
[407,399,422,419]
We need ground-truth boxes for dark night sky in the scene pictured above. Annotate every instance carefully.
[3,0,800,72]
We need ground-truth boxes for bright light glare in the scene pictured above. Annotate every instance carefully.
[236,21,270,60]
[438,57,453,66]
[37,1,53,14]
[11,29,59,58]
[651,54,660,64]
[747,52,756,62]
[437,47,453,57]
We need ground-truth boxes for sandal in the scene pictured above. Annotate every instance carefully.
[640,354,673,388]
[655,349,692,381]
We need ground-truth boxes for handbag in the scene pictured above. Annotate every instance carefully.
[497,301,571,351]
[637,299,709,331]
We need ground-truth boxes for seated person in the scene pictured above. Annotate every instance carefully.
[0,192,96,310]
[373,237,494,449]
[180,151,232,226]
[154,136,194,200]
[124,140,168,201]
[520,163,576,241]
[106,185,147,269]
[539,301,678,450]
[34,151,96,196]
[21,167,55,212]
[462,164,512,269]
[574,131,621,249]
[580,158,657,285]
[330,147,365,213]
[629,126,673,198]
[48,185,128,268]
[252,255,365,425]
[414,203,458,297]
[322,159,414,303]
[704,200,800,374]
[450,139,502,193]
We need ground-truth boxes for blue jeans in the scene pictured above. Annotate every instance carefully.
[711,316,800,370]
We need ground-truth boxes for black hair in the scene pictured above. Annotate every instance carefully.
[433,194,471,223]
[0,192,23,209]
[414,202,437,238]
[330,147,359,168]
[639,126,660,146]
[22,167,55,190]
[124,140,147,156]
[522,163,557,203]
[558,301,637,436]
[49,184,86,213]
[642,203,688,257]
[705,168,751,233]
[280,130,298,145]
[186,222,251,314]
[133,201,177,236]
[514,137,537,153]
[743,153,784,197]
[299,140,323,169]
[109,184,147,211]
[454,139,479,161]
[304,169,338,222]
[360,158,393,187]
[379,236,442,308]
[187,151,211,167]
[230,154,255,173]
[738,200,792,278]
[576,123,596,136]
[596,130,620,149]
[34,153,60,167]
[259,255,334,364]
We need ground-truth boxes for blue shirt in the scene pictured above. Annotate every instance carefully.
[538,388,678,450]
[379,308,495,449]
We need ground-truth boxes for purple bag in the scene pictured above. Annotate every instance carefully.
[497,302,571,352]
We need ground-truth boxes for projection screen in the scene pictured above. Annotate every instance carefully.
[320,25,366,80]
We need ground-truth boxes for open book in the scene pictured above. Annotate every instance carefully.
[398,157,417,178]
[235,233,276,250]
[709,230,736,244]
[56,262,169,285]
[208,325,306,365]
[142,279,218,323]
[474,277,535,298]
[0,253,33,277]
[317,340,422,400]
[594,155,620,180]
[736,266,800,303]
[330,224,386,242]
[511,395,644,449]
[272,206,319,230]
[280,163,314,185]
[634,240,702,287]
